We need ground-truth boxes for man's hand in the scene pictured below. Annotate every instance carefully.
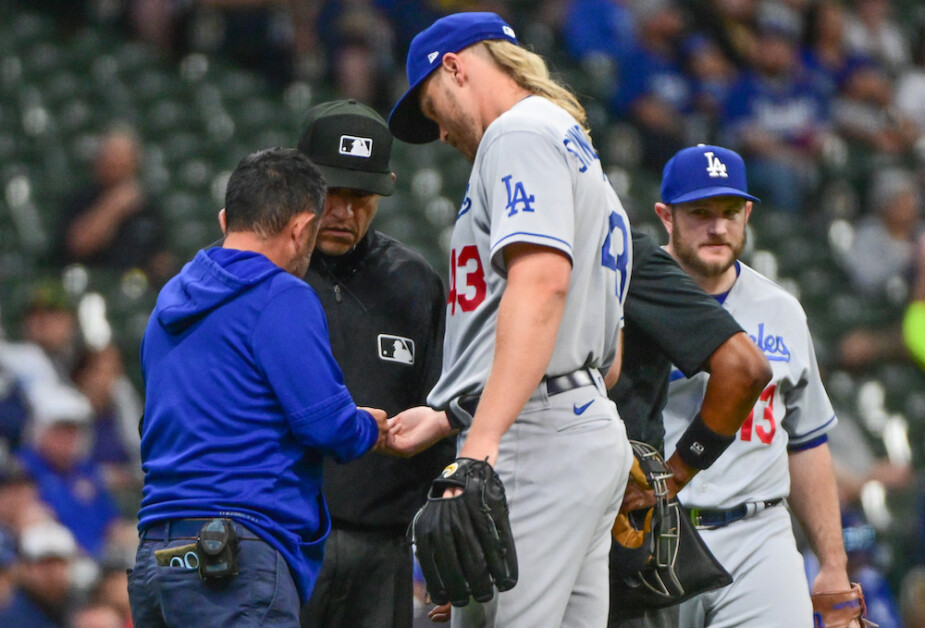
[384,407,454,457]
[664,452,697,500]
[620,451,696,514]
[812,567,861,628]
[812,563,852,599]
[428,603,451,622]
[620,476,655,514]
[104,180,144,218]
[361,407,388,451]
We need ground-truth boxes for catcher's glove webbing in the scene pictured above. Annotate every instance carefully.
[411,458,518,607]
[610,441,732,616]
[812,583,878,627]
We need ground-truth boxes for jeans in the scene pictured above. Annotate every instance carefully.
[128,519,300,628]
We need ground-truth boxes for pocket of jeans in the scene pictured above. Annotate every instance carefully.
[157,551,279,626]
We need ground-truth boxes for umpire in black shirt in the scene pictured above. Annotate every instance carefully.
[296,100,453,628]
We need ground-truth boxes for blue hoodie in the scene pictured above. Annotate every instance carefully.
[138,247,378,602]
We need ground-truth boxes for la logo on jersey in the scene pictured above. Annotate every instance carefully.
[378,334,415,365]
[704,151,728,178]
[501,175,535,217]
[339,135,373,158]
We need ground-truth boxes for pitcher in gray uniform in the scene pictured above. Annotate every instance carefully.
[383,11,634,628]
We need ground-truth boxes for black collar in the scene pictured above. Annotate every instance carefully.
[310,231,375,276]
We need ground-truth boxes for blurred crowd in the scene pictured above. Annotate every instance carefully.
[39,0,925,377]
[4,0,925,626]
[0,278,140,627]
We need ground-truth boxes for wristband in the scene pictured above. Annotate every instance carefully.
[675,413,735,470]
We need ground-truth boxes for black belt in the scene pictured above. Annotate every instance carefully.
[141,519,260,541]
[457,369,597,416]
[688,499,783,529]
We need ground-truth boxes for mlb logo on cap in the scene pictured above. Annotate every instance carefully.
[661,144,760,205]
[339,135,373,158]
[297,99,395,196]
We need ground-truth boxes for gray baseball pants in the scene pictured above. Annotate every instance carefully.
[451,370,632,628]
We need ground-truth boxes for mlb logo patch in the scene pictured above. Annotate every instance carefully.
[379,334,415,365]
[339,135,373,158]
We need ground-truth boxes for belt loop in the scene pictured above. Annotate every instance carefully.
[689,508,702,528]
[590,368,605,396]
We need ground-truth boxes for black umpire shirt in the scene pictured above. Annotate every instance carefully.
[610,231,743,453]
[305,229,454,534]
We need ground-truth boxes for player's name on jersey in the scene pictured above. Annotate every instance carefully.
[748,323,791,362]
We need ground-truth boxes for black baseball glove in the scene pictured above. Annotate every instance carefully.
[411,458,518,607]
[610,441,732,617]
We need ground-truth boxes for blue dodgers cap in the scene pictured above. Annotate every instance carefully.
[388,12,518,144]
[660,144,761,204]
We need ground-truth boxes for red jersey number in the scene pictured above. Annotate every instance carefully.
[448,245,486,314]
[740,384,777,445]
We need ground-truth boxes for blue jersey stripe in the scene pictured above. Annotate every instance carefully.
[789,414,837,444]
[492,231,574,254]
[787,433,828,452]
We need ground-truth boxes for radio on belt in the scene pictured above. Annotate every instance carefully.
[197,518,239,579]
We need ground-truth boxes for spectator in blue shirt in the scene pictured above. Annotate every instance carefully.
[800,0,873,100]
[721,17,831,212]
[17,384,119,560]
[128,148,387,628]
[562,0,637,97]
[682,33,741,140]
[610,0,692,169]
[0,520,78,628]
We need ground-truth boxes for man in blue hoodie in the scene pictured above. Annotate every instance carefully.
[128,148,387,628]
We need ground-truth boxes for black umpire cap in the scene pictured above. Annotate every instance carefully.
[297,99,395,197]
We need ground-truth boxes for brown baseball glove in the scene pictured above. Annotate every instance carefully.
[811,583,878,627]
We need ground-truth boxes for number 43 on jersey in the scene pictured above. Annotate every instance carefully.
[448,245,486,314]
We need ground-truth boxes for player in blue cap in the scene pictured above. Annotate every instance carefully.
[655,144,866,627]
[386,11,634,628]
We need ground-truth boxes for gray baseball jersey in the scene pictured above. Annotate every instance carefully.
[427,96,631,409]
[663,261,837,510]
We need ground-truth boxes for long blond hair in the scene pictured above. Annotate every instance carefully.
[478,39,589,134]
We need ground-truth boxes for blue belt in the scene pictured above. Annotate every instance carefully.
[688,499,783,529]
[141,519,260,541]
[458,368,597,416]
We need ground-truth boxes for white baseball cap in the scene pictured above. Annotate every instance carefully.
[19,520,78,561]
[30,384,92,428]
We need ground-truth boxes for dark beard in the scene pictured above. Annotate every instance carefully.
[672,222,746,281]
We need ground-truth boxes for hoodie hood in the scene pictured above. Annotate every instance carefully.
[157,248,284,333]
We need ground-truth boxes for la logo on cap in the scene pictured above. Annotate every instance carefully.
[339,135,373,158]
[704,151,728,178]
